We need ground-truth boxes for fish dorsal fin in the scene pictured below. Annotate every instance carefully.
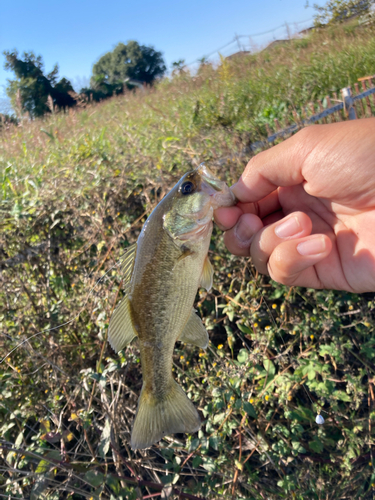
[108,243,138,353]
[178,309,209,349]
[200,255,213,292]
[108,297,137,352]
[119,242,137,285]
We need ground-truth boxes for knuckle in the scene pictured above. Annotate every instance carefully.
[296,125,316,140]
[268,250,300,286]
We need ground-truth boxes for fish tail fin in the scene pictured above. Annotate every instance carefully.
[131,380,201,450]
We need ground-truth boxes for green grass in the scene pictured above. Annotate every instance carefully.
[1,21,375,499]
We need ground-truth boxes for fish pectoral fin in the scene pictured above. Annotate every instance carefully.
[200,255,213,292]
[108,297,137,352]
[131,380,201,450]
[178,309,209,349]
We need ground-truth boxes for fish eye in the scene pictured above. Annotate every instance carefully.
[180,181,195,195]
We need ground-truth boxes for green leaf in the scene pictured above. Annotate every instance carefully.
[192,456,202,467]
[213,412,226,424]
[35,451,61,474]
[237,323,252,335]
[107,474,121,495]
[35,459,50,475]
[237,348,249,364]
[307,368,316,380]
[209,435,219,450]
[40,128,55,140]
[309,438,324,453]
[334,390,352,402]
[202,457,216,473]
[163,136,180,142]
[263,358,275,376]
[31,475,49,500]
[98,417,111,458]
[235,459,243,470]
[292,440,306,453]
[243,401,257,419]
[84,469,105,487]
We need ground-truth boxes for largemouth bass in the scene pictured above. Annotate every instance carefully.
[108,164,235,449]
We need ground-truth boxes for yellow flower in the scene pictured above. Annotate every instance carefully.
[253,323,258,328]
[310,334,314,340]
[265,395,269,401]
[180,355,184,360]
[218,344,223,350]
[272,303,277,309]
[369,461,373,466]
[230,395,235,401]
[249,398,254,404]
[227,273,232,277]
[199,352,205,357]
[212,362,217,367]
[265,325,271,331]
[348,305,354,310]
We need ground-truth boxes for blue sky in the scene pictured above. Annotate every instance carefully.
[0,0,324,103]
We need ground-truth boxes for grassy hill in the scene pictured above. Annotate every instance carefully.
[1,22,375,499]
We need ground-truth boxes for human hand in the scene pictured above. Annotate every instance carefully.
[215,118,375,292]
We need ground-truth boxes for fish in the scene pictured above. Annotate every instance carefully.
[108,163,235,449]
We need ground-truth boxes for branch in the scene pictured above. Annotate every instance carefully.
[0,241,48,270]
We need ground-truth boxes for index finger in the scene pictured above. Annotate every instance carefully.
[214,190,281,230]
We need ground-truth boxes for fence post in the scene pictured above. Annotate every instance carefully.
[341,87,357,120]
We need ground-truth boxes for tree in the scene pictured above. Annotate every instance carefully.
[3,50,76,118]
[312,0,375,25]
[171,59,186,75]
[80,75,124,103]
[92,41,166,86]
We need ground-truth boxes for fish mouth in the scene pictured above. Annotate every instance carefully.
[196,164,236,209]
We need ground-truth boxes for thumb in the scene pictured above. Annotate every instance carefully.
[232,127,319,203]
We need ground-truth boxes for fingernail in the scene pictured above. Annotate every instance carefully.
[297,237,326,256]
[274,217,301,238]
[235,217,253,245]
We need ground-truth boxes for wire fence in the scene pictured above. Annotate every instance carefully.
[250,75,375,152]
[185,18,315,67]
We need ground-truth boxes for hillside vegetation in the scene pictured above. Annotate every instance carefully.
[1,22,375,499]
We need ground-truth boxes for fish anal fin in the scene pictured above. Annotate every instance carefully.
[131,380,201,450]
[178,309,209,349]
[200,255,213,292]
[108,297,137,352]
